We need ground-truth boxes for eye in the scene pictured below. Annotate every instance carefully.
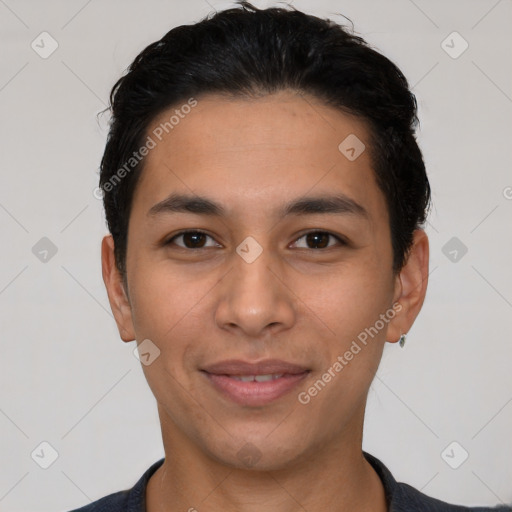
[164,229,347,251]
[165,230,220,249]
[291,231,346,250]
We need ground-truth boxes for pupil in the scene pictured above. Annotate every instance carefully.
[184,232,205,248]
[181,232,330,249]
[307,232,328,249]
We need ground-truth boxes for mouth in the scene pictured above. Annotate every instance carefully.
[200,359,311,406]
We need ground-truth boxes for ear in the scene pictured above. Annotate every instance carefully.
[101,234,136,342]
[387,229,429,344]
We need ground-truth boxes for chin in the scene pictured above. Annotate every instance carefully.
[204,433,310,472]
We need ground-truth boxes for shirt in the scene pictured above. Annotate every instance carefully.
[68,451,511,511]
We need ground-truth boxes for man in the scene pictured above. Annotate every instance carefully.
[72,2,510,511]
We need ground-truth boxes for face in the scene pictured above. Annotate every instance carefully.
[103,90,428,471]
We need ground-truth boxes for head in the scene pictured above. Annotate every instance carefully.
[101,2,430,470]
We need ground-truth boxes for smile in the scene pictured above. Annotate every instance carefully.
[200,359,311,406]
[230,373,284,382]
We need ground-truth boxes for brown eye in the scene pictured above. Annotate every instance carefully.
[166,230,218,249]
[293,231,345,250]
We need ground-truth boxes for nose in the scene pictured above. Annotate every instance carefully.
[214,244,296,339]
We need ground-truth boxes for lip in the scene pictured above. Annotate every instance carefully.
[201,359,310,406]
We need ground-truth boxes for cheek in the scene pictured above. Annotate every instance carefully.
[301,276,388,417]
[128,259,207,338]
[297,258,391,396]
[302,258,393,339]
[128,262,220,389]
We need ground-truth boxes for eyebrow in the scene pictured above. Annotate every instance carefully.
[148,192,368,219]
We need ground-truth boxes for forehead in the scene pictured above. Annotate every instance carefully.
[131,91,388,225]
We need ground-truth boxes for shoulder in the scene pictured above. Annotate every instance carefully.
[65,458,165,512]
[363,451,511,512]
[393,480,511,511]
[67,490,129,512]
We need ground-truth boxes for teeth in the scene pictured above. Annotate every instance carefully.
[235,375,256,382]
[231,373,284,382]
[255,373,283,382]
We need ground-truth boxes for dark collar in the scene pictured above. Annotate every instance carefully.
[363,450,400,508]
[126,451,493,512]
[129,452,398,511]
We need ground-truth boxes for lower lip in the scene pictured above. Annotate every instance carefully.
[202,371,310,406]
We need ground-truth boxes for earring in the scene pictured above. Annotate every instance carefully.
[398,333,407,348]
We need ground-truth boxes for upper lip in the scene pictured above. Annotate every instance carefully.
[201,359,310,376]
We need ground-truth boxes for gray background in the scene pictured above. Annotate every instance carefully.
[0,0,511,510]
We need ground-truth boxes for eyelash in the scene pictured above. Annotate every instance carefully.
[164,229,347,250]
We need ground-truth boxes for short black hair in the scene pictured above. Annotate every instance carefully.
[100,1,430,277]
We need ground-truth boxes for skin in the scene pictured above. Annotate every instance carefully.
[102,90,429,512]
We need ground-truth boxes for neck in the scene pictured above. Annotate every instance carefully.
[146,407,387,512]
